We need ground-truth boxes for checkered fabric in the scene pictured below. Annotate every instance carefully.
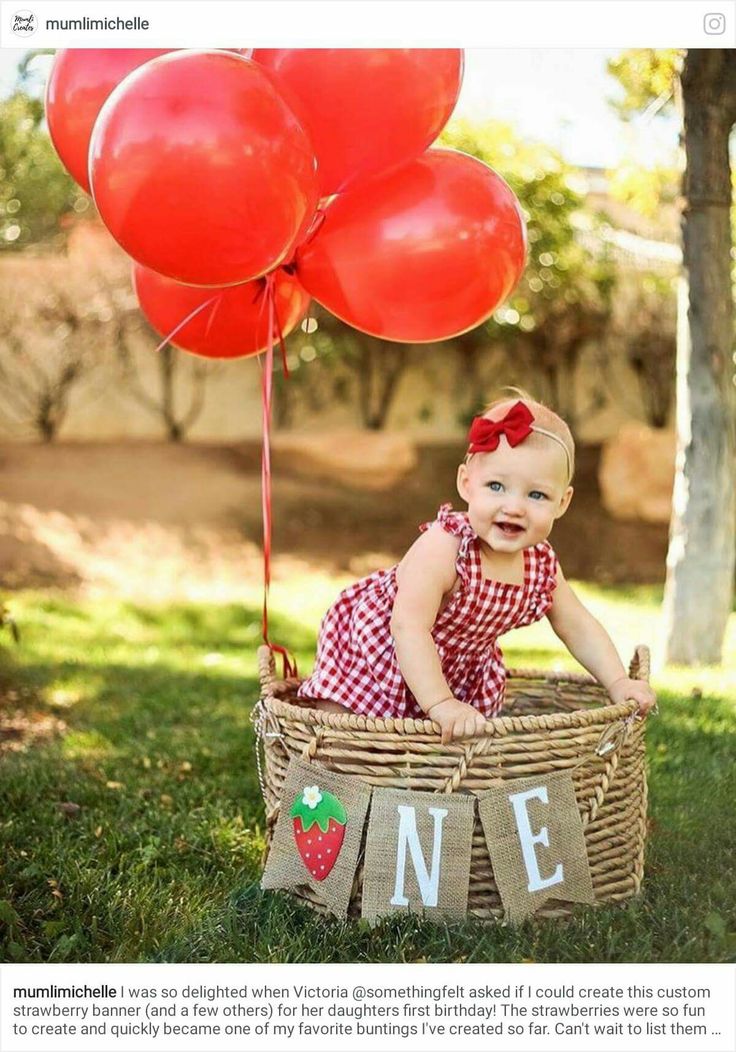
[297,503,559,719]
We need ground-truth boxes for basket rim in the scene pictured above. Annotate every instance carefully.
[258,644,649,739]
[261,692,640,738]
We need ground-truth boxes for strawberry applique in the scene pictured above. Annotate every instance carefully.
[290,784,346,881]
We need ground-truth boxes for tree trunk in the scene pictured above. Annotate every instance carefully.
[355,339,409,430]
[662,50,736,664]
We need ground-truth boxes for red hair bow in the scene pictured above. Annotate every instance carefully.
[468,401,535,453]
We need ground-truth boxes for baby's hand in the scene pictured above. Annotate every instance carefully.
[426,698,487,744]
[608,676,657,717]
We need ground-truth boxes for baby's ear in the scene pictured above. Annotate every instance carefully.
[555,485,574,519]
[456,462,471,502]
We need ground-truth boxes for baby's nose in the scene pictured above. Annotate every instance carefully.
[500,495,524,516]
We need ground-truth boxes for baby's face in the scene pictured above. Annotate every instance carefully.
[456,438,573,554]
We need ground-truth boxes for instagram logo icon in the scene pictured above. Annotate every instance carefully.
[703,12,726,33]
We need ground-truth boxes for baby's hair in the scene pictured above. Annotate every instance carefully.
[473,386,576,481]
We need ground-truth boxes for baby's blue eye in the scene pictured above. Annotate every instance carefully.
[487,481,503,492]
[529,490,548,501]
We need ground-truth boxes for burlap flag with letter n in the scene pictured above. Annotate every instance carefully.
[361,788,475,923]
[261,756,372,918]
[477,770,595,923]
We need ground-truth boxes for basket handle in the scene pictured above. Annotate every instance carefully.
[258,644,277,699]
[628,645,650,682]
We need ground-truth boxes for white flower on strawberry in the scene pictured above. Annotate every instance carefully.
[291,786,347,881]
[302,785,322,809]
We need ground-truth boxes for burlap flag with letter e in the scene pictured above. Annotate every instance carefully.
[477,770,594,923]
[261,757,372,918]
[361,788,475,923]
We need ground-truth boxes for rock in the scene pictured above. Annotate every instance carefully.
[598,424,675,523]
[57,801,82,819]
[271,430,418,491]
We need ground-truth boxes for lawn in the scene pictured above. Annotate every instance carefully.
[0,580,734,964]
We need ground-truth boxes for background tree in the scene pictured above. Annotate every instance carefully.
[0,90,89,251]
[608,49,681,119]
[602,273,677,429]
[275,119,617,433]
[441,120,616,431]
[272,306,413,432]
[664,51,736,663]
[112,310,216,443]
[0,270,103,441]
[610,49,736,664]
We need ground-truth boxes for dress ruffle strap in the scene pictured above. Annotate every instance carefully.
[419,503,476,584]
[419,502,475,539]
[525,542,559,620]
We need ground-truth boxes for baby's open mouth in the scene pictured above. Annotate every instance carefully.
[495,522,524,536]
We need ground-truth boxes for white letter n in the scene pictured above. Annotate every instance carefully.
[390,804,448,908]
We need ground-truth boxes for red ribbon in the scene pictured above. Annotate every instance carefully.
[153,294,219,354]
[467,401,535,454]
[152,277,297,680]
[260,274,298,680]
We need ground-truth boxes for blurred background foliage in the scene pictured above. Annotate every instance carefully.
[0,48,689,441]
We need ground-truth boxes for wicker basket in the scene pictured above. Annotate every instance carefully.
[255,645,649,920]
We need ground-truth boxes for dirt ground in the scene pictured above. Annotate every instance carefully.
[0,441,668,598]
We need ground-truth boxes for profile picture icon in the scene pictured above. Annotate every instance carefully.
[12,9,36,35]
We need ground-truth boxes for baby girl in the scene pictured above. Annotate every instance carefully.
[298,395,656,742]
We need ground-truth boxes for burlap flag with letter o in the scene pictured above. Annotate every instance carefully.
[361,787,475,923]
[477,770,594,923]
[261,756,372,918]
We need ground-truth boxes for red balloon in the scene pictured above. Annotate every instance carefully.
[253,49,463,195]
[90,51,319,287]
[133,264,310,360]
[296,149,526,343]
[46,49,175,193]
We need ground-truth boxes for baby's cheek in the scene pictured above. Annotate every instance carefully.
[537,508,557,532]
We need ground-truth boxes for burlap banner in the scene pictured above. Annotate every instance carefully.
[361,788,475,923]
[261,756,372,918]
[478,770,594,923]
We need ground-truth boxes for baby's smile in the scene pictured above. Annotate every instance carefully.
[494,521,525,537]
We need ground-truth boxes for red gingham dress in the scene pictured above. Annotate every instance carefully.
[297,503,559,719]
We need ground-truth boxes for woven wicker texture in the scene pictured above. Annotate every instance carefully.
[256,645,649,920]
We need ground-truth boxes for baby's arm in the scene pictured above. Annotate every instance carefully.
[390,526,487,743]
[547,566,656,716]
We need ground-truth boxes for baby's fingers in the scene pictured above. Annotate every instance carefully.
[441,716,465,744]
[454,714,487,742]
[636,693,658,717]
[440,720,456,745]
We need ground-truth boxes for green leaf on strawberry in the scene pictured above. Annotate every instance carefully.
[290,785,347,880]
[290,785,346,833]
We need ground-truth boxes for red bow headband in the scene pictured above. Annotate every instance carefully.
[467,401,572,478]
[467,401,534,453]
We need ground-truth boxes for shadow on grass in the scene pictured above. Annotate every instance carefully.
[0,601,316,712]
[15,598,317,656]
[155,863,734,964]
[151,684,736,965]
[2,598,734,964]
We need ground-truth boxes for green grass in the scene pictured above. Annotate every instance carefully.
[0,584,734,963]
